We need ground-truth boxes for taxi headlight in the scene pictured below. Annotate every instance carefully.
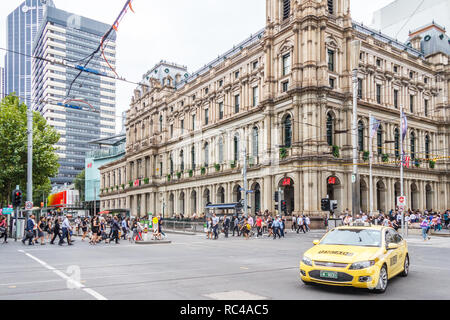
[349,261,376,270]
[302,256,313,266]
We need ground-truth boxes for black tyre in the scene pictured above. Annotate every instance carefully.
[373,265,388,294]
[400,255,410,277]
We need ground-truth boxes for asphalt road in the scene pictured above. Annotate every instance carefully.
[1,230,449,300]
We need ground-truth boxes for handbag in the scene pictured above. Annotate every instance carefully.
[0,227,6,233]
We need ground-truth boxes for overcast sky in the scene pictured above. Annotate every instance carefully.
[0,0,393,131]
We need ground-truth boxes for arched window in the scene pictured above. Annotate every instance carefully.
[358,121,364,151]
[218,137,224,164]
[252,127,259,157]
[394,128,400,159]
[170,154,174,175]
[283,115,292,148]
[377,125,383,155]
[191,146,196,170]
[234,135,240,162]
[425,135,430,160]
[180,150,184,172]
[204,143,209,167]
[326,113,334,146]
[410,132,416,160]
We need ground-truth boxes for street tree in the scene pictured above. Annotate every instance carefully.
[74,169,86,203]
[0,94,60,207]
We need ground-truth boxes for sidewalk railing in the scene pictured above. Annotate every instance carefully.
[162,221,205,233]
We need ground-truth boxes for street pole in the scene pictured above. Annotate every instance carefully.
[243,145,248,218]
[400,106,405,236]
[27,108,33,218]
[94,184,97,216]
[369,112,374,223]
[351,40,361,219]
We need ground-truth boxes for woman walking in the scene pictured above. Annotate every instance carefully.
[421,217,431,241]
[81,217,89,241]
[0,216,8,244]
[46,217,53,242]
[90,216,99,245]
[36,217,46,245]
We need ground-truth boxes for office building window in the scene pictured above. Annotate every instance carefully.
[328,49,335,72]
[282,53,291,76]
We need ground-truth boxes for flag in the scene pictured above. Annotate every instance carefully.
[370,116,381,139]
[402,151,410,168]
[401,111,408,141]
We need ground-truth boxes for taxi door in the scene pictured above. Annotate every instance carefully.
[384,229,401,277]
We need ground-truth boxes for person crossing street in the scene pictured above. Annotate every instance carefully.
[59,215,73,246]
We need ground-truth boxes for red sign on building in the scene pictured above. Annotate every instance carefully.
[328,177,337,185]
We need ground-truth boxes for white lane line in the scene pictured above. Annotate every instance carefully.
[18,250,107,300]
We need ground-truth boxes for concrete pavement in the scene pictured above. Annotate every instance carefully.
[1,230,449,300]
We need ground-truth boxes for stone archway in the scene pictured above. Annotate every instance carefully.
[360,178,368,213]
[233,185,242,203]
[278,177,295,215]
[250,182,261,215]
[411,183,419,210]
[425,184,433,210]
[179,191,185,216]
[191,190,197,215]
[217,187,225,204]
[169,193,175,217]
[327,176,343,213]
[376,180,386,213]
[203,188,211,209]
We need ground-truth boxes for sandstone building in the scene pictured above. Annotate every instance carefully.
[99,0,449,219]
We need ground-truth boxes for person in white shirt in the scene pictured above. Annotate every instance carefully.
[305,216,311,232]
[362,214,368,222]
[297,216,305,234]
[59,215,73,246]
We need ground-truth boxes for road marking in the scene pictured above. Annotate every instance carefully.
[18,250,107,300]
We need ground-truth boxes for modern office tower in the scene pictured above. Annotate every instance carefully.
[32,6,117,187]
[5,0,55,103]
[0,66,5,99]
[372,0,449,41]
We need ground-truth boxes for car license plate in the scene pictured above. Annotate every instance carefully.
[320,271,338,279]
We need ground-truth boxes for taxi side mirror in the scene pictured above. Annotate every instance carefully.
[387,243,400,250]
[313,240,320,246]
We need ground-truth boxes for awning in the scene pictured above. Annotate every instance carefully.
[205,203,243,210]
[99,211,111,215]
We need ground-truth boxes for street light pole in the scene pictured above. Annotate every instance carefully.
[27,107,33,218]
[243,145,248,218]
[351,40,361,219]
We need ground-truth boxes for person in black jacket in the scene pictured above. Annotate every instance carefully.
[50,217,62,245]
[110,216,120,244]
[223,215,230,238]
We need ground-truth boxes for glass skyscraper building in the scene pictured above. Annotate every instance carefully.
[5,0,55,103]
[32,6,117,187]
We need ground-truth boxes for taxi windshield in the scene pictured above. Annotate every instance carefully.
[320,229,381,247]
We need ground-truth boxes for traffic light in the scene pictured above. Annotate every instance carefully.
[321,198,330,211]
[331,201,338,211]
[281,200,287,213]
[274,192,279,203]
[12,190,23,207]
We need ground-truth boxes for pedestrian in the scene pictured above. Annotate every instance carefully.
[305,216,311,232]
[291,215,297,231]
[121,217,128,240]
[223,215,230,238]
[280,217,285,238]
[50,217,62,245]
[81,217,89,241]
[297,215,305,234]
[22,215,36,246]
[206,217,213,240]
[212,214,219,240]
[444,211,449,229]
[272,216,281,239]
[232,216,240,237]
[256,215,263,238]
[420,218,431,241]
[0,216,8,244]
[158,215,166,239]
[110,216,120,244]
[241,219,251,240]
[37,217,46,246]
[90,216,99,245]
[59,215,73,246]
[45,217,53,242]
[267,217,273,238]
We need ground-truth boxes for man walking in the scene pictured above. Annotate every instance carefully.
[256,215,263,237]
[22,215,36,246]
[273,216,281,240]
[212,214,219,240]
[305,215,311,232]
[59,215,73,246]
[110,216,120,244]
[223,215,230,238]
[297,215,305,234]
[232,216,240,237]
[50,217,62,245]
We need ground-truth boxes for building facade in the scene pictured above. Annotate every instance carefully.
[371,0,449,42]
[5,0,55,103]
[31,6,117,186]
[100,0,449,219]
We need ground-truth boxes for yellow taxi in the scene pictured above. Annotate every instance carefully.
[300,223,409,293]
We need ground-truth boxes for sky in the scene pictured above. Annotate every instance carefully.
[0,0,394,132]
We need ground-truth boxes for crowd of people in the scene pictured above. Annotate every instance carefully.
[203,211,313,241]
[0,208,449,245]
[0,212,166,247]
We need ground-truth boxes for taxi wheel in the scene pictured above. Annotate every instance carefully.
[373,265,388,294]
[400,255,410,277]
